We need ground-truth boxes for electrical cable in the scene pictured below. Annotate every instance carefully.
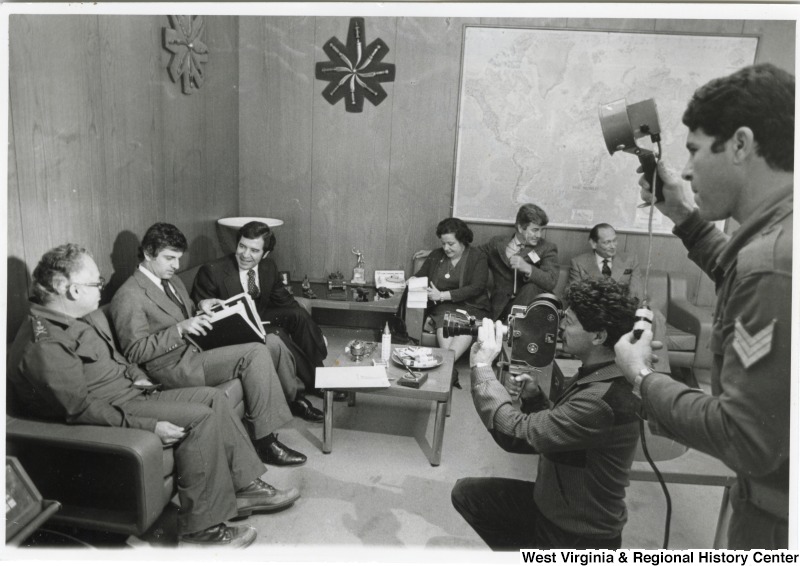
[638,140,672,549]
[641,143,661,305]
[638,418,672,548]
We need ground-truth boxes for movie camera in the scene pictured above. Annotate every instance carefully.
[443,293,564,398]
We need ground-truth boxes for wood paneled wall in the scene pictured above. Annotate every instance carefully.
[7,15,240,338]
[238,16,794,308]
[7,15,794,340]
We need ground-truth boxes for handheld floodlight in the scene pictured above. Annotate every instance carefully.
[599,98,664,202]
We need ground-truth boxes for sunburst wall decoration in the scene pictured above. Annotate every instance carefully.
[163,15,208,95]
[315,18,396,113]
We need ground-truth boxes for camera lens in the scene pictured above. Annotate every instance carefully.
[442,311,478,338]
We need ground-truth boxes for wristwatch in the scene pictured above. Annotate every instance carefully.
[632,367,653,398]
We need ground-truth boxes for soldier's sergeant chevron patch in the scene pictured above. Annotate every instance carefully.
[732,317,776,369]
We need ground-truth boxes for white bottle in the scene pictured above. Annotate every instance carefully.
[381,322,392,361]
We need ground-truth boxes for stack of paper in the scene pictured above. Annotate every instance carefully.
[315,366,390,389]
[406,276,429,309]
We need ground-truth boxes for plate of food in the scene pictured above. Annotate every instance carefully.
[392,347,443,370]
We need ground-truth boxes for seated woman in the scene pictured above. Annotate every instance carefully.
[409,218,490,373]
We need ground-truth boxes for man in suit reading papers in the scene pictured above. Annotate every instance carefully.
[192,220,328,420]
[110,222,307,467]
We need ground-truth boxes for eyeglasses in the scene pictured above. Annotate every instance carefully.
[72,276,106,291]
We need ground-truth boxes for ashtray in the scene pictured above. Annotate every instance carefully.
[345,340,376,361]
[397,371,428,389]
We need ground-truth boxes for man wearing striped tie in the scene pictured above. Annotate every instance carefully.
[192,220,328,421]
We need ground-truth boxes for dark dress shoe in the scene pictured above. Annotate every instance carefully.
[179,523,257,548]
[290,397,324,423]
[451,367,462,389]
[257,434,307,467]
[310,389,349,402]
[236,478,300,516]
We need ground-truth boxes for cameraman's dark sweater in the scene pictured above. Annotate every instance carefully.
[470,362,640,539]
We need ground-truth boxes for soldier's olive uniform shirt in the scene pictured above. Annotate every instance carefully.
[7,303,156,430]
[7,302,268,536]
[640,184,792,522]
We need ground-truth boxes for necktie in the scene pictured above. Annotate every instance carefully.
[161,279,188,319]
[247,269,260,299]
[601,259,612,278]
[505,238,520,260]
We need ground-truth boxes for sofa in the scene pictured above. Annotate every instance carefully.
[5,264,249,537]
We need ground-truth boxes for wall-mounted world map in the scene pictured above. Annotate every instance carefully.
[452,27,758,234]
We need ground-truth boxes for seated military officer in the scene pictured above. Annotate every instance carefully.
[7,244,301,547]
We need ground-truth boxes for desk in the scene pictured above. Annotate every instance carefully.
[298,281,402,328]
[296,281,401,313]
[320,345,455,466]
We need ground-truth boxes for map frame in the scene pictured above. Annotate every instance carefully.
[451,25,759,234]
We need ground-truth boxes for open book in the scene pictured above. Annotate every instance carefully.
[184,292,266,351]
[406,276,429,309]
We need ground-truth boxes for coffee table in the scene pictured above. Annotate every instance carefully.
[321,344,455,466]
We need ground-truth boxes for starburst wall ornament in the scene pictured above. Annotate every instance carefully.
[163,15,208,95]
[315,18,396,113]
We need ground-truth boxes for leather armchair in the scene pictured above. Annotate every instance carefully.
[5,264,245,537]
[6,416,175,536]
[663,273,714,389]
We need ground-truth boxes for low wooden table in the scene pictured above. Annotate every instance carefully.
[321,345,455,466]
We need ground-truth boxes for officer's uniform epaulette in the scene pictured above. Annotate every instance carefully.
[31,315,51,342]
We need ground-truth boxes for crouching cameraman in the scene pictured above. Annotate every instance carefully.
[451,278,643,550]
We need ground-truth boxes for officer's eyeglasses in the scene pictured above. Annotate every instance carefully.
[72,277,106,291]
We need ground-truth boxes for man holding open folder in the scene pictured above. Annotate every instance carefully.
[111,222,309,466]
[192,220,328,419]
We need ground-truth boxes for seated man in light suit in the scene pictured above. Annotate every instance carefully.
[568,223,643,299]
[8,244,300,547]
[110,222,307,467]
[192,220,327,421]
[479,203,560,319]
